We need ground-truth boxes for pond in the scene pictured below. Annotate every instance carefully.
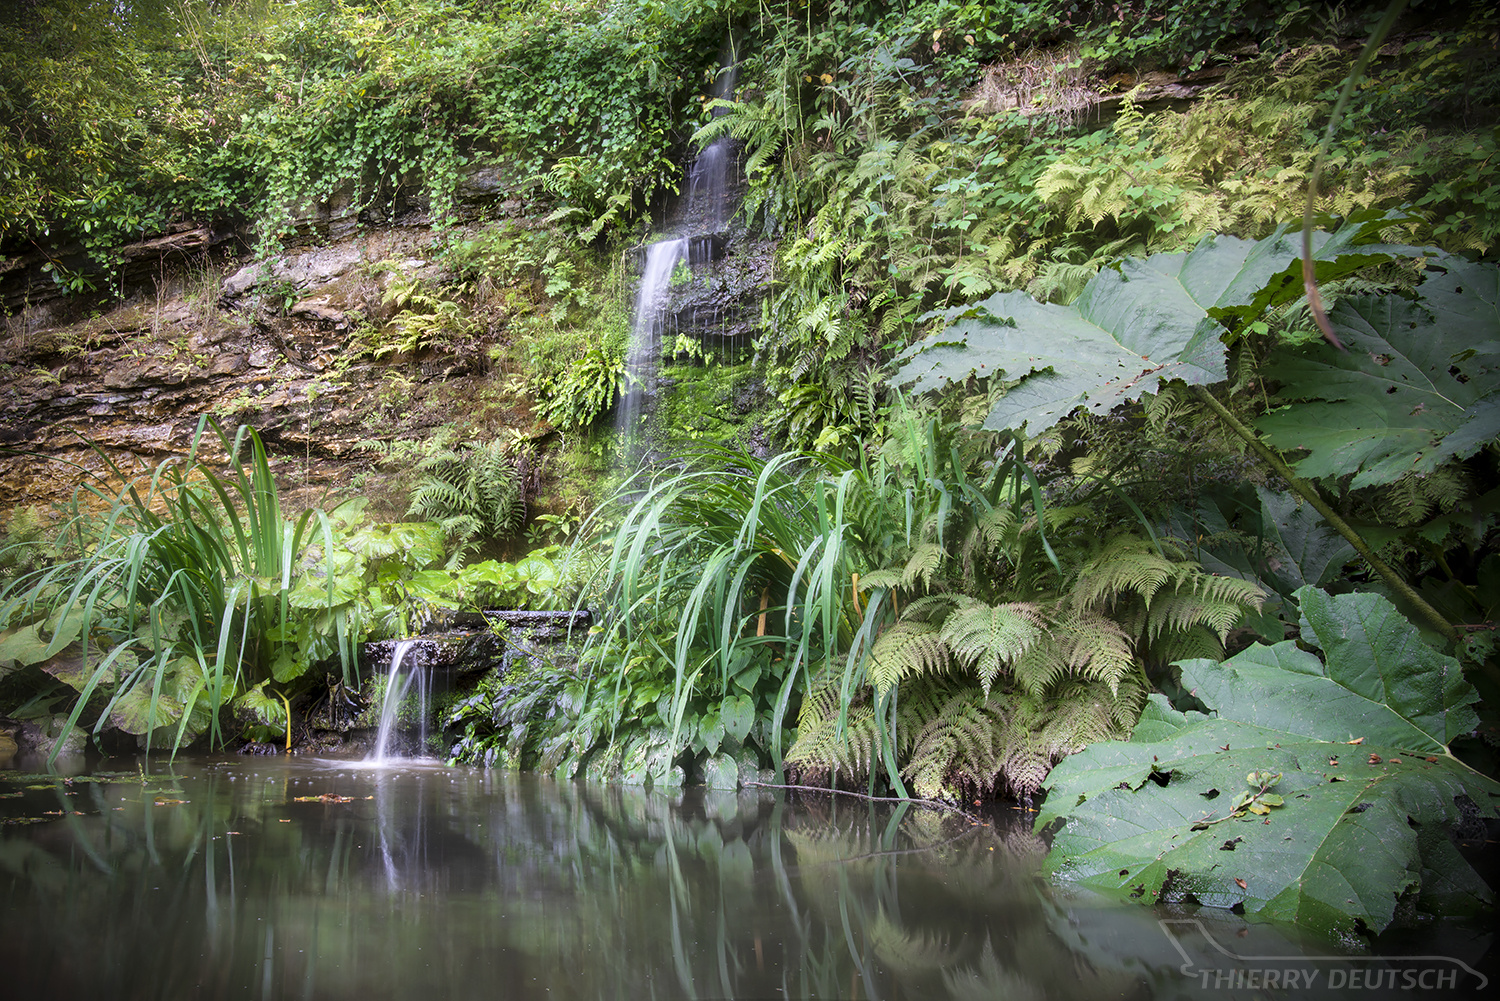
[1,756,1493,1000]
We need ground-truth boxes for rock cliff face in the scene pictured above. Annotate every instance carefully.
[2,231,448,512]
[0,160,773,522]
[0,168,550,517]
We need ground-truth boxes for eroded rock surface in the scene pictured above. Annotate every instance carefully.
[0,224,538,514]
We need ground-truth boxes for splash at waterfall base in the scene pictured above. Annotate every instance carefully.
[298,611,591,761]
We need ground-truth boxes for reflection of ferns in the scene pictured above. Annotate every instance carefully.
[406,439,529,552]
[943,940,1045,1001]
[869,908,957,975]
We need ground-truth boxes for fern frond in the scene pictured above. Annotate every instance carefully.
[962,503,1019,566]
[939,597,1046,696]
[989,678,1145,799]
[1146,625,1225,667]
[904,688,1000,801]
[1013,606,1133,696]
[786,671,880,781]
[868,618,947,693]
[1146,574,1262,642]
[407,479,473,520]
[902,541,946,588]
[1073,536,1183,608]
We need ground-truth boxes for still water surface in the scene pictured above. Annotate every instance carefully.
[1,756,1492,1000]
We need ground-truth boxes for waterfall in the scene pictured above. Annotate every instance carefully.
[366,638,431,763]
[616,38,741,464]
[615,237,686,457]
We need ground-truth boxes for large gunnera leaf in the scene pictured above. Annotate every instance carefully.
[1257,259,1500,488]
[895,219,1417,435]
[1036,587,1498,938]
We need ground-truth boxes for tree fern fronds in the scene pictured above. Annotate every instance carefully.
[1380,466,1473,528]
[1025,260,1098,305]
[858,568,905,590]
[902,541,946,589]
[963,503,1019,563]
[989,678,1145,800]
[786,702,879,782]
[868,618,947,694]
[1142,383,1199,436]
[891,678,950,756]
[939,597,1046,696]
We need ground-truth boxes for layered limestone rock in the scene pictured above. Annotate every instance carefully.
[0,162,550,516]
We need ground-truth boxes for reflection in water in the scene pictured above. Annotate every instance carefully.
[0,758,1493,999]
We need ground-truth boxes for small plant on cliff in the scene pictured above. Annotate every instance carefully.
[405,437,532,557]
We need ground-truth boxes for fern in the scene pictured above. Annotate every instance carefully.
[1010,606,1134,696]
[996,679,1145,800]
[786,669,880,783]
[938,598,1045,696]
[406,439,529,552]
[868,617,948,694]
[904,689,1002,800]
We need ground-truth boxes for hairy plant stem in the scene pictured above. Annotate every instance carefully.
[1189,384,1460,645]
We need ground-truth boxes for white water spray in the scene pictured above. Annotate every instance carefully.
[366,639,431,763]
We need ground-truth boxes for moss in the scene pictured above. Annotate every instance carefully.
[645,361,769,452]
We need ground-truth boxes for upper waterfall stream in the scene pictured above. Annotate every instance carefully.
[615,41,740,464]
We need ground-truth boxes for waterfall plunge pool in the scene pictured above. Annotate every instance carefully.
[1,757,1494,999]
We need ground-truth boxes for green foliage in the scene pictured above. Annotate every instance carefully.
[405,438,530,554]
[0,507,60,584]
[374,268,482,359]
[2,0,731,259]
[572,404,1259,798]
[698,17,1499,450]
[0,0,206,250]
[445,654,573,769]
[1256,256,1500,488]
[1037,586,1499,939]
[0,422,476,756]
[787,421,1262,798]
[896,216,1420,435]
[0,421,351,756]
[1071,2,1280,72]
[535,340,629,431]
